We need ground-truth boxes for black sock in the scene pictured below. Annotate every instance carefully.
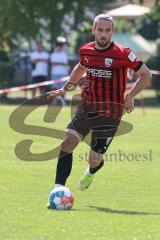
[55,151,73,186]
[89,159,104,174]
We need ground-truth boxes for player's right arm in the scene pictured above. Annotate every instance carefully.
[47,63,86,99]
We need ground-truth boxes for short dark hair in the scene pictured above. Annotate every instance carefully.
[93,14,115,28]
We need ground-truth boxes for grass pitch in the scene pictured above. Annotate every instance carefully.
[0,104,160,240]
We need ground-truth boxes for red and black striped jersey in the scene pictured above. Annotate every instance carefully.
[79,41,143,119]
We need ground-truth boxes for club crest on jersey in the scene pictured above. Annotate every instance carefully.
[105,58,113,67]
[128,52,136,62]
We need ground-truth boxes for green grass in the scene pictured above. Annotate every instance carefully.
[0,104,160,240]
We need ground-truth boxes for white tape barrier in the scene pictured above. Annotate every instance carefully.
[0,76,69,94]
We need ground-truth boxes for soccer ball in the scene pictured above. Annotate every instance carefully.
[48,186,74,210]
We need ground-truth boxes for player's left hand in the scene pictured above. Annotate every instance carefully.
[124,93,134,113]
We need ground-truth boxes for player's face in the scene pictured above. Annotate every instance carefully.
[92,20,114,49]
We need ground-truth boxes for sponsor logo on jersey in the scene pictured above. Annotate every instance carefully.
[128,52,136,62]
[86,68,112,78]
[105,58,113,67]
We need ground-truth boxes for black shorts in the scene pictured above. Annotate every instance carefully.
[67,104,120,154]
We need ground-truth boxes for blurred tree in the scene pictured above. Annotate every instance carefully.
[137,1,160,40]
[140,0,160,102]
[0,0,114,51]
[146,40,160,102]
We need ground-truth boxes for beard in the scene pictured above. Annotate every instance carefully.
[96,37,111,48]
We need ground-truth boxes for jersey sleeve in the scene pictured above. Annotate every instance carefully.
[79,43,89,66]
[124,48,143,72]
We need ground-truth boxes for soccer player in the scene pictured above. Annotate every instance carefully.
[47,14,152,192]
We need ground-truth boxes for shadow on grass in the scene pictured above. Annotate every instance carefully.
[47,208,81,212]
[0,97,29,105]
[87,206,160,216]
[134,97,159,106]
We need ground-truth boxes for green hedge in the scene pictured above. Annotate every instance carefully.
[0,62,15,88]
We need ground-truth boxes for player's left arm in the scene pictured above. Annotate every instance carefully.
[124,64,152,113]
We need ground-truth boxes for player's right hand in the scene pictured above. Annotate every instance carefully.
[124,92,134,113]
[47,88,66,99]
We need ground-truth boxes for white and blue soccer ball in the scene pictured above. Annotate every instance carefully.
[48,186,74,210]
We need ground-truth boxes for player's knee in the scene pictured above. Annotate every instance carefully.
[60,133,79,152]
[91,137,113,154]
[91,145,107,154]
